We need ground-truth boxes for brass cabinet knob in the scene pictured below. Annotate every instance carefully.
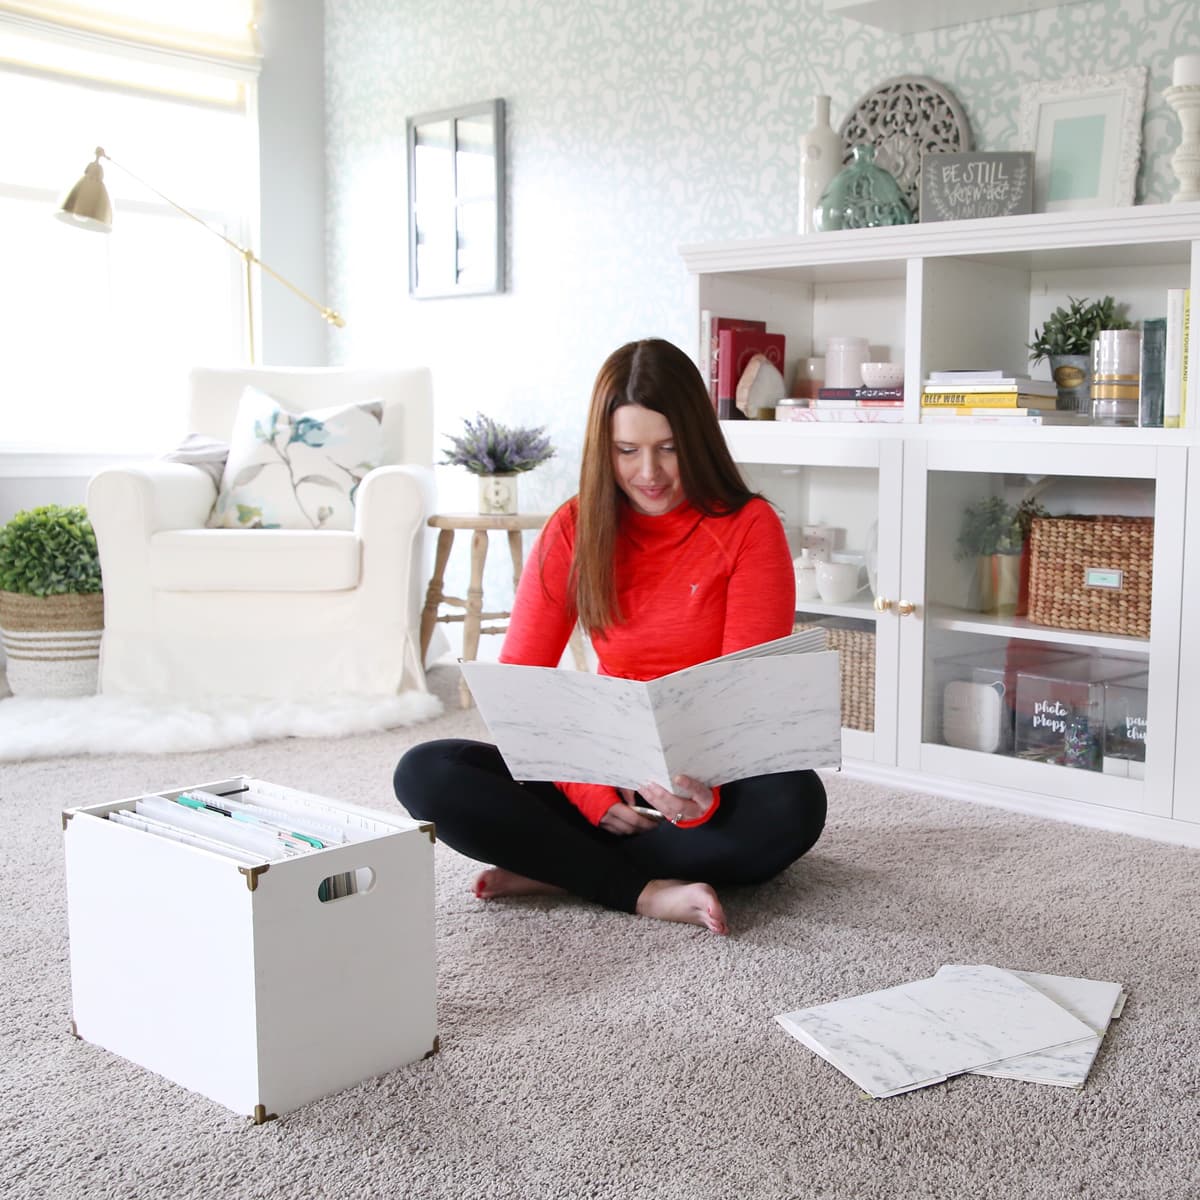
[873,596,893,613]
[897,600,916,616]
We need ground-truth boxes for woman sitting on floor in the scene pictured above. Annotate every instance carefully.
[393,337,827,934]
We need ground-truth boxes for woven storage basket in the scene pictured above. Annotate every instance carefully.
[794,621,875,731]
[1026,516,1153,638]
[0,590,104,697]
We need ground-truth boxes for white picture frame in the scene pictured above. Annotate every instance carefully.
[1018,67,1147,212]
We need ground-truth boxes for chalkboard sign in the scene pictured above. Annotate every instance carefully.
[919,151,1034,222]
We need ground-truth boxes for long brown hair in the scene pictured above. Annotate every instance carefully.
[570,338,758,634]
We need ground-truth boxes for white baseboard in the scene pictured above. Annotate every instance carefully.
[841,759,1200,850]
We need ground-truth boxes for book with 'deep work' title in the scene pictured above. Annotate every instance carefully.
[921,390,1057,409]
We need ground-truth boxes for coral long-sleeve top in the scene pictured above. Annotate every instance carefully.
[499,495,795,823]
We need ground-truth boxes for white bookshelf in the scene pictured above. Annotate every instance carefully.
[682,202,1200,845]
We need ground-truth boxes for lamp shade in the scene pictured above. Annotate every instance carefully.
[56,158,112,233]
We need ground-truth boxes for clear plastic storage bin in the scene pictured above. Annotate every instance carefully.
[937,644,1079,754]
[1014,656,1142,770]
[1102,670,1149,778]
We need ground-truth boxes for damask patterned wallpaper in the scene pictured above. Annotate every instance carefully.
[325,0,1198,611]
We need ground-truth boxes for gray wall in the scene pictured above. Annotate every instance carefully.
[325,0,1198,515]
[324,0,1199,610]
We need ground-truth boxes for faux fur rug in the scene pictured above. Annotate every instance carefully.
[0,689,444,761]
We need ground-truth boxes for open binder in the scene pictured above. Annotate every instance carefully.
[460,630,842,791]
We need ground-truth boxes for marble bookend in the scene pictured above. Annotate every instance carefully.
[460,630,840,791]
[776,964,1096,1099]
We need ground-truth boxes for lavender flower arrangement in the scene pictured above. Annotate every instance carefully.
[441,413,555,476]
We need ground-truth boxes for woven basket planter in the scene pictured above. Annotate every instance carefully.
[0,590,104,697]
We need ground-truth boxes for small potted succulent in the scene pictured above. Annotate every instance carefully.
[954,496,1047,615]
[1027,295,1131,413]
[0,504,104,696]
[441,413,555,515]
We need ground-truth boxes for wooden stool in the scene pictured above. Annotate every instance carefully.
[419,513,585,707]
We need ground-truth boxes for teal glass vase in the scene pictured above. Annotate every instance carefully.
[814,144,913,231]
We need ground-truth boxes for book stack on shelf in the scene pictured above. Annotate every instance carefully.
[920,371,1087,426]
[699,311,786,420]
[776,385,904,423]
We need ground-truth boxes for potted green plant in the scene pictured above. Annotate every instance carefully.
[0,504,104,697]
[441,413,555,515]
[954,496,1047,615]
[1027,295,1131,413]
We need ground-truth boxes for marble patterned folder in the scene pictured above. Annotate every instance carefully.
[775,964,1107,1099]
[941,966,1125,1088]
[460,630,841,791]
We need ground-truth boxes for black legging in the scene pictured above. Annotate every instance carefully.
[393,738,827,913]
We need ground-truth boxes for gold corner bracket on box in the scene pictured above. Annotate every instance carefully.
[61,810,75,832]
[423,1035,441,1059]
[69,1019,80,1040]
[249,1104,278,1126]
[238,864,270,892]
[419,821,436,844]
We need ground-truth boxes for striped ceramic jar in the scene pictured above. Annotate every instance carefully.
[0,591,104,697]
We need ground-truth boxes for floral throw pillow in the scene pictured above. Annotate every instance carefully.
[207,387,385,530]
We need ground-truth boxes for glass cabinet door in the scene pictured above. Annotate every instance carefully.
[902,438,1185,818]
[726,425,903,764]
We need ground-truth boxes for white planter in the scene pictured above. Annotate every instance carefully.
[478,474,518,515]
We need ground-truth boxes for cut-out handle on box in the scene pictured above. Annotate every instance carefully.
[316,866,376,902]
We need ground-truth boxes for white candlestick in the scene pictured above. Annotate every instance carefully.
[1174,54,1200,87]
[1165,85,1200,203]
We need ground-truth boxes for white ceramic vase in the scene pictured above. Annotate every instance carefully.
[824,335,870,388]
[797,95,842,235]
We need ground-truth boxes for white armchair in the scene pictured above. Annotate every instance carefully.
[87,366,436,700]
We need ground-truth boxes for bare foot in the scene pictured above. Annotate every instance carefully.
[473,866,566,900]
[636,879,728,935]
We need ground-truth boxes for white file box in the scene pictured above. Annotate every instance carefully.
[62,776,437,1123]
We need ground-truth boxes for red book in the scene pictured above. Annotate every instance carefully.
[717,329,786,404]
[709,316,765,406]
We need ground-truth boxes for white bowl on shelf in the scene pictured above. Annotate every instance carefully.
[860,362,904,389]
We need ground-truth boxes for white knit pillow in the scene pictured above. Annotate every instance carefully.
[207,386,385,530]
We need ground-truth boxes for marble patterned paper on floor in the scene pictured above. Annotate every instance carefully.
[939,966,1125,1088]
[776,964,1098,1098]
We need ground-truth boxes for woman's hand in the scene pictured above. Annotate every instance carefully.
[639,775,715,826]
[599,787,661,835]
